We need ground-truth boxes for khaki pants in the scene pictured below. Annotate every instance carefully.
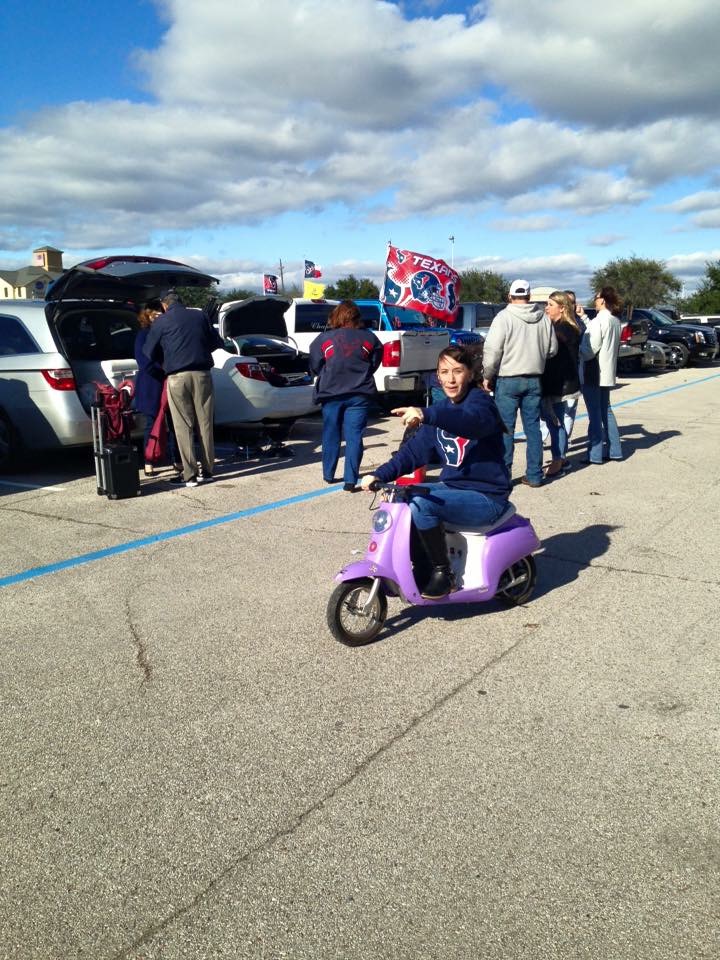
[166,370,215,480]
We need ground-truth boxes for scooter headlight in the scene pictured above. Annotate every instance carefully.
[372,509,392,533]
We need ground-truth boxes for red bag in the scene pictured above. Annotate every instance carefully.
[144,381,169,464]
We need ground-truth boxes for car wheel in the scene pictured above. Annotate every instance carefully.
[0,412,20,472]
[668,342,689,368]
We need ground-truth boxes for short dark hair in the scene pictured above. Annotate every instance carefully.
[437,345,473,369]
[161,291,182,307]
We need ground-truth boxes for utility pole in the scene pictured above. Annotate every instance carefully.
[278,259,285,293]
[448,235,455,269]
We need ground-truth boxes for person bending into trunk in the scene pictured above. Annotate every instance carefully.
[360,346,511,600]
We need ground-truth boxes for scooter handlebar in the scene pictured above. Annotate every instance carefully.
[367,480,431,499]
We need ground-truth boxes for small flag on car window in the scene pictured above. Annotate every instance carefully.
[263,273,278,294]
[304,259,322,279]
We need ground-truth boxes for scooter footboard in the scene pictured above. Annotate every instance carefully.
[482,517,540,591]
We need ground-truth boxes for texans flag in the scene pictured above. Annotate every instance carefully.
[381,245,461,322]
[304,259,322,279]
[263,273,278,295]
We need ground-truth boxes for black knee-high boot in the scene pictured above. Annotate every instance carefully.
[416,524,454,599]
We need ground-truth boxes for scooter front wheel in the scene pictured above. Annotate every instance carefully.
[495,555,537,606]
[327,578,388,646]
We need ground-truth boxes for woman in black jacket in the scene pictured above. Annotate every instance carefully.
[542,291,581,478]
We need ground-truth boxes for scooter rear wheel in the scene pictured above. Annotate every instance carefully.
[327,578,388,646]
[495,555,537,606]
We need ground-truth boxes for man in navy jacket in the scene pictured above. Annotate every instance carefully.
[144,292,223,487]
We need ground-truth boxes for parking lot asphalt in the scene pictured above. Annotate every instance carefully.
[1,365,719,959]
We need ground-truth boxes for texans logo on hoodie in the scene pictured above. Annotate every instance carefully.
[438,430,470,466]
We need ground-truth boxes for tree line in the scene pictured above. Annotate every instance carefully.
[178,257,720,314]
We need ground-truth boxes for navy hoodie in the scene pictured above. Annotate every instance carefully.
[374,386,511,500]
[309,327,383,402]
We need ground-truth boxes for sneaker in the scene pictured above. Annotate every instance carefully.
[170,474,199,487]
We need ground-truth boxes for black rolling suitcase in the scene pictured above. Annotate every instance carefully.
[91,382,141,499]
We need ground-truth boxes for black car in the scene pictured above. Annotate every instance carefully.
[631,308,719,367]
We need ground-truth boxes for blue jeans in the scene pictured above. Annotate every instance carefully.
[321,395,371,484]
[409,483,509,531]
[582,384,622,462]
[493,376,543,484]
[544,398,569,460]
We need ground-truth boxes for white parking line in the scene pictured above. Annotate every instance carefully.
[0,480,67,492]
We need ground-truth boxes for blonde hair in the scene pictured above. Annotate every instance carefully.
[548,290,580,334]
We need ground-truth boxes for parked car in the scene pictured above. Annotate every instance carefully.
[641,339,675,372]
[0,255,217,470]
[680,313,720,332]
[453,301,505,338]
[210,295,316,438]
[631,308,719,367]
[0,257,318,470]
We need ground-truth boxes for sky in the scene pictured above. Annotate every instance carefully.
[1,0,719,300]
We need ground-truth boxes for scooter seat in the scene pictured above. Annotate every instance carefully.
[445,504,517,537]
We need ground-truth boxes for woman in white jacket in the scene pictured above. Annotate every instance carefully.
[579,286,623,463]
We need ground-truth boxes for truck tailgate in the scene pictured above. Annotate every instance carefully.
[398,329,450,371]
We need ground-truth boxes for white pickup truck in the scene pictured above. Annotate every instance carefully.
[283,298,449,398]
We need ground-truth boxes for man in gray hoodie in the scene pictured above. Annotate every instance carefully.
[482,279,557,487]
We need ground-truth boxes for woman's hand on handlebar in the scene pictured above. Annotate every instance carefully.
[360,474,379,492]
[391,406,424,428]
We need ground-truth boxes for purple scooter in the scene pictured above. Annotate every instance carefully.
[327,482,541,645]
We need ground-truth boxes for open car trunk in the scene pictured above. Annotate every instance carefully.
[218,297,312,385]
[45,254,219,413]
[48,303,140,413]
[225,335,312,385]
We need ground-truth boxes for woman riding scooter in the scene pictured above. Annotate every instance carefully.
[360,346,511,600]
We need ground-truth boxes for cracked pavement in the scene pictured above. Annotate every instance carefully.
[1,370,719,959]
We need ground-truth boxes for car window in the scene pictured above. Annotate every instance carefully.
[356,304,381,330]
[647,309,674,326]
[57,309,138,361]
[384,304,442,330]
[292,304,337,333]
[0,314,41,355]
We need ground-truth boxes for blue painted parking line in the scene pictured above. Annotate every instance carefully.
[1,370,718,590]
[0,485,340,590]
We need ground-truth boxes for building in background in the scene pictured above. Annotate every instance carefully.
[0,246,64,300]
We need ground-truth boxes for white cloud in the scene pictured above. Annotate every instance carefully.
[490,215,563,232]
[588,234,627,247]
[0,0,719,267]
[474,0,720,126]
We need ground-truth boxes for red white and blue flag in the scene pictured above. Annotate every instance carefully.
[380,245,461,322]
[263,273,278,295]
[304,259,322,279]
